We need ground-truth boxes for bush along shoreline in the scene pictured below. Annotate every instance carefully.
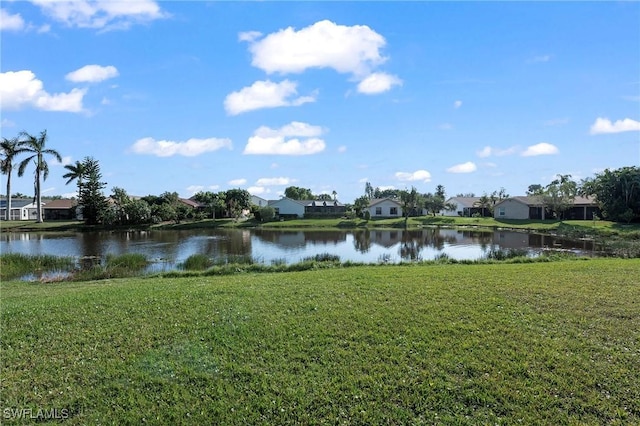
[0,250,594,283]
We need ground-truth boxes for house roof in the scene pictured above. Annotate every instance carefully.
[43,199,77,209]
[268,197,344,207]
[496,195,597,207]
[179,198,201,208]
[368,198,401,207]
[445,197,482,207]
[0,198,38,208]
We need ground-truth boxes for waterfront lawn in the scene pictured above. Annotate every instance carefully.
[2,259,639,424]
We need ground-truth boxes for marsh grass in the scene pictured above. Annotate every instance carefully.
[0,253,75,280]
[180,254,214,270]
[1,260,638,424]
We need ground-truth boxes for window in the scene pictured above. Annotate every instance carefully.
[375,207,382,215]
[498,207,505,217]
[390,207,398,215]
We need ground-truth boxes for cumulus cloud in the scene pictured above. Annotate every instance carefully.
[224,80,315,115]
[521,142,559,157]
[66,65,119,83]
[244,20,387,77]
[357,72,402,94]
[589,117,640,134]
[395,170,431,183]
[476,145,519,158]
[228,178,247,186]
[129,137,232,157]
[337,145,347,153]
[453,100,462,109]
[30,0,167,30]
[255,177,292,186]
[0,70,86,112]
[446,162,477,173]
[248,186,268,195]
[243,121,326,155]
[186,185,204,195]
[1,9,25,31]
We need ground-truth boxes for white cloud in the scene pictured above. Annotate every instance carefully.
[30,0,167,30]
[446,161,477,173]
[244,121,326,155]
[589,117,640,134]
[1,9,25,31]
[228,178,247,186]
[395,170,431,183]
[238,31,261,42]
[476,145,519,158]
[1,118,15,128]
[248,186,268,195]
[66,65,119,83]
[528,55,551,63]
[521,142,559,157]
[129,137,232,157]
[357,72,402,94]
[255,177,292,186]
[0,70,86,112]
[337,145,347,153]
[51,156,72,166]
[224,80,315,115]
[186,185,204,195]
[453,100,462,109]
[244,20,387,77]
[439,123,453,130]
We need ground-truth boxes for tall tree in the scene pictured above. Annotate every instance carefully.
[526,184,544,196]
[16,130,62,223]
[353,195,370,218]
[225,188,251,220]
[364,182,374,199]
[78,157,108,225]
[62,160,86,199]
[543,174,577,220]
[284,186,314,200]
[399,186,420,227]
[1,137,22,220]
[581,166,640,222]
[476,193,492,217]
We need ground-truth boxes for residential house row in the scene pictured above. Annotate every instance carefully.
[1,194,600,221]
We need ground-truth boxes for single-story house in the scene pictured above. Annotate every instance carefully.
[494,196,600,220]
[0,199,43,221]
[440,197,490,217]
[43,199,78,220]
[268,198,346,218]
[250,195,268,207]
[367,198,403,218]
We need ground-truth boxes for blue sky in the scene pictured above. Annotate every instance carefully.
[1,1,639,203]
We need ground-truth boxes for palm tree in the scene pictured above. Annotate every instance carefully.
[17,130,62,223]
[1,137,22,221]
[62,160,86,199]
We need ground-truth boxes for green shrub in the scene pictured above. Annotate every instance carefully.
[180,254,214,270]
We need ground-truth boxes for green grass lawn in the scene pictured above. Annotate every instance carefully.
[2,260,639,424]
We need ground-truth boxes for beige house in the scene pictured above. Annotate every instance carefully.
[494,196,600,220]
[367,198,403,218]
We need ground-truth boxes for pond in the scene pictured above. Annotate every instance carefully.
[2,227,598,277]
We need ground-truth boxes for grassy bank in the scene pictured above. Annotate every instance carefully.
[1,260,639,424]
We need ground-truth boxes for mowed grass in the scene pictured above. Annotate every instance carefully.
[1,260,639,424]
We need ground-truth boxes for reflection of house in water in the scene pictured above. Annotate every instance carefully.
[253,230,346,249]
[493,231,595,252]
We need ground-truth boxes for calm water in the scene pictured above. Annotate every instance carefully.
[1,228,597,275]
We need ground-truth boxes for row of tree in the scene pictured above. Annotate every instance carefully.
[2,130,639,224]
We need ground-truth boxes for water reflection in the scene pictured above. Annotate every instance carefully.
[1,227,598,272]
